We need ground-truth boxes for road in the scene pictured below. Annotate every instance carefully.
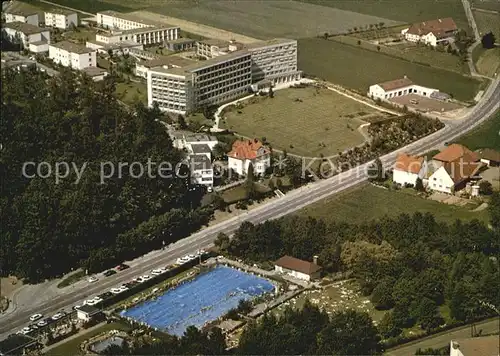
[0,77,498,338]
[385,318,499,355]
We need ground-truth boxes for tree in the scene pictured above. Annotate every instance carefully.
[269,86,274,98]
[177,114,187,129]
[479,181,493,195]
[489,192,500,230]
[415,177,425,191]
[214,232,230,252]
[323,32,329,40]
[481,32,496,49]
[377,45,381,51]
[416,297,444,332]
[357,40,362,45]
[371,277,395,310]
[378,312,402,339]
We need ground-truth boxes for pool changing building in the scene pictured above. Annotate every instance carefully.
[148,38,301,114]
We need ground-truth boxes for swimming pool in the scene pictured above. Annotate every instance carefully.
[121,265,274,336]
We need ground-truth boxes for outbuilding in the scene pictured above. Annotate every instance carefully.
[76,305,101,322]
[274,255,321,282]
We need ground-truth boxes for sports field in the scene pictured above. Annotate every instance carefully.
[298,38,482,102]
[299,0,470,30]
[121,266,274,336]
[473,10,500,39]
[297,183,490,224]
[222,87,380,157]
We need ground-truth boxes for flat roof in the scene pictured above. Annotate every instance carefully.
[50,41,94,54]
[3,1,40,16]
[190,155,212,170]
[198,38,228,47]
[3,22,49,35]
[45,8,76,16]
[245,38,296,50]
[139,55,194,68]
[167,37,197,44]
[190,144,211,153]
[30,40,48,46]
[77,304,100,315]
[82,66,108,76]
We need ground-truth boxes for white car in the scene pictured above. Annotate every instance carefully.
[92,296,103,303]
[51,313,63,321]
[151,269,163,276]
[110,288,122,294]
[187,254,196,260]
[119,285,129,292]
[138,275,150,282]
[88,276,98,283]
[29,313,43,322]
[86,299,97,306]
[176,258,185,264]
[37,320,48,327]
[21,327,32,334]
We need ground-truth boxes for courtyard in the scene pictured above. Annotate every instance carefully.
[389,93,465,113]
[222,87,385,157]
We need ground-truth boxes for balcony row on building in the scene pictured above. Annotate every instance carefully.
[146,38,302,115]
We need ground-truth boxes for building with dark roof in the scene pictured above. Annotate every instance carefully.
[402,18,458,47]
[274,255,322,281]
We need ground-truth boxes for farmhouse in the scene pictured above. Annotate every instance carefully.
[401,18,458,47]
[478,148,500,167]
[428,145,482,194]
[393,153,426,187]
[368,77,440,100]
[2,22,50,50]
[450,335,500,356]
[44,9,78,30]
[274,255,321,282]
[227,139,271,176]
[148,50,252,115]
[3,1,40,26]
[49,41,97,70]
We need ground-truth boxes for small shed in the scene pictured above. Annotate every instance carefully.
[274,255,321,282]
[478,148,500,167]
[76,305,101,321]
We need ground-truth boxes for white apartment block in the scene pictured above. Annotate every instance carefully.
[44,9,78,30]
[93,26,179,47]
[3,2,39,26]
[148,50,252,114]
[2,22,50,49]
[97,10,152,30]
[246,38,301,85]
[49,41,96,70]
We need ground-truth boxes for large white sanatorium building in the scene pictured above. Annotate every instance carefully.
[147,38,301,114]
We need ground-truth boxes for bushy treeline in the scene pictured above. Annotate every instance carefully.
[217,195,500,337]
[0,68,211,282]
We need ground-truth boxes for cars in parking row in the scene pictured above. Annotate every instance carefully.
[87,264,130,283]
[176,250,206,265]
[20,311,68,335]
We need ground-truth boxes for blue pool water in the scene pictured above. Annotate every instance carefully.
[121,265,274,336]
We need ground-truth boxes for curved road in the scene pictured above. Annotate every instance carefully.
[0,78,499,338]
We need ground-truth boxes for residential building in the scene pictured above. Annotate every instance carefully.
[49,41,97,70]
[478,148,500,167]
[171,131,218,151]
[393,153,426,186]
[274,255,322,282]
[148,50,252,114]
[44,9,78,29]
[3,1,40,26]
[165,38,196,52]
[28,40,49,53]
[86,39,143,56]
[2,22,50,49]
[93,25,180,46]
[432,144,480,169]
[227,139,271,176]
[450,335,499,356]
[135,56,194,79]
[96,10,154,30]
[428,153,482,193]
[245,38,301,86]
[188,143,212,160]
[401,18,458,47]
[189,155,213,188]
[368,77,439,100]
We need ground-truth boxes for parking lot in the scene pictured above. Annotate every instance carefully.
[390,93,464,113]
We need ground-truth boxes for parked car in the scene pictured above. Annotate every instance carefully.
[36,319,48,327]
[29,314,43,322]
[103,270,116,277]
[88,276,98,283]
[51,312,64,321]
[116,264,130,271]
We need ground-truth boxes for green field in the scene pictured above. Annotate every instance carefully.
[300,0,470,30]
[298,183,489,224]
[475,47,500,77]
[473,10,500,39]
[115,81,147,106]
[222,87,380,157]
[455,110,500,150]
[332,35,469,74]
[472,0,500,12]
[33,0,137,13]
[298,38,482,102]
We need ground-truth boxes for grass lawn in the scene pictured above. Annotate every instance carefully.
[332,35,469,74]
[115,81,147,106]
[473,10,500,39]
[57,270,85,288]
[455,110,500,150]
[472,0,500,12]
[299,0,470,31]
[297,183,490,224]
[475,47,500,77]
[61,28,97,42]
[143,0,400,39]
[45,322,132,356]
[298,38,482,102]
[222,87,378,157]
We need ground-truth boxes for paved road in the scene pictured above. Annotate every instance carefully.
[0,77,498,339]
[385,318,499,356]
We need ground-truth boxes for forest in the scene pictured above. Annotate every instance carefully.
[216,193,500,339]
[0,68,211,282]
